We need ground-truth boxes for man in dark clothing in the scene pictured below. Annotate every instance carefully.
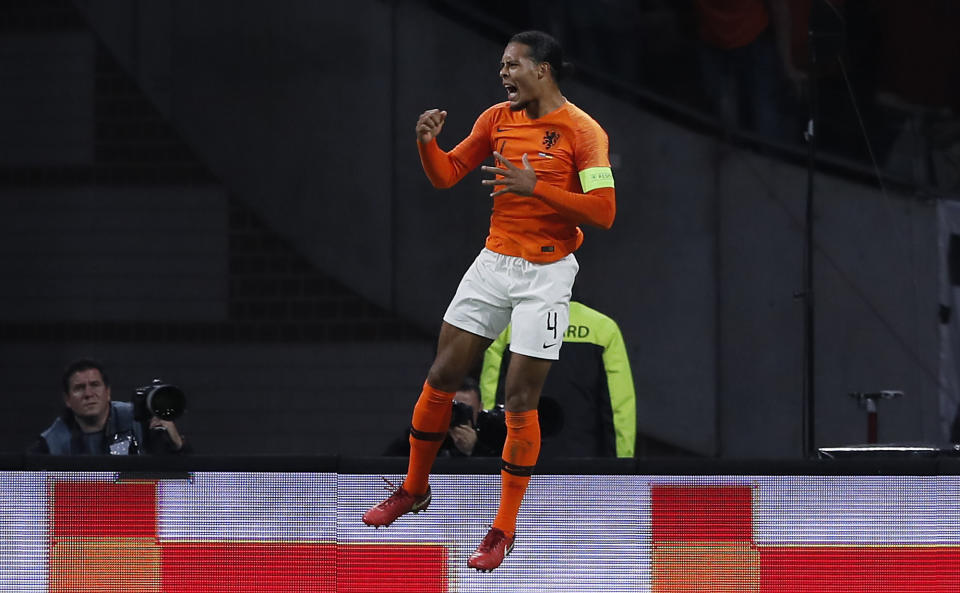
[29,358,189,455]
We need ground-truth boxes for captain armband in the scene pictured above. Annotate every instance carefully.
[578,166,615,192]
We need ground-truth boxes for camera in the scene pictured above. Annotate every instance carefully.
[475,404,507,452]
[450,400,474,428]
[133,379,186,422]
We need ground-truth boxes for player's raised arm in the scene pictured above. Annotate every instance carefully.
[417,108,494,189]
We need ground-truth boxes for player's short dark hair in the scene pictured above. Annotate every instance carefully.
[61,358,109,393]
[510,30,573,83]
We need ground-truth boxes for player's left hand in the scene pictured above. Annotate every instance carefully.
[481,152,536,197]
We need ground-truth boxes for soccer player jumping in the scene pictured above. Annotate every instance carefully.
[362,30,616,572]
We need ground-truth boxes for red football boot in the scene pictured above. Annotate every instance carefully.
[362,480,431,527]
[467,527,515,572]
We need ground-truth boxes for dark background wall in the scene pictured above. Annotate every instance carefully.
[0,0,946,457]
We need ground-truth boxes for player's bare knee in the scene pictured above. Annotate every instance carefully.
[504,388,540,412]
[425,365,463,393]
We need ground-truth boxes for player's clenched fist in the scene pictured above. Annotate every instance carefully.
[416,109,447,144]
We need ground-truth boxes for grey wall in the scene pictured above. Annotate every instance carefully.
[715,151,939,456]
[10,0,941,457]
[0,32,95,165]
[0,188,228,322]
[75,0,398,309]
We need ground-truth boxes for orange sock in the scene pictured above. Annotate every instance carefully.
[492,409,540,537]
[402,381,455,496]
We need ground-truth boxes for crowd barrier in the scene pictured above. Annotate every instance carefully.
[3,455,958,592]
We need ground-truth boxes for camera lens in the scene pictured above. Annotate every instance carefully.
[148,385,186,420]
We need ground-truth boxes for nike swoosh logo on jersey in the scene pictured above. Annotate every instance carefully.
[542,342,558,348]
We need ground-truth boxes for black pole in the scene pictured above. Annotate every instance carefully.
[802,29,817,459]
[388,0,399,312]
[802,1,845,459]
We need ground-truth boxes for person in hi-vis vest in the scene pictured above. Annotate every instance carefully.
[481,300,636,458]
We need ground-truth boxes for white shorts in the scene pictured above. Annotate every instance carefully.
[443,248,579,360]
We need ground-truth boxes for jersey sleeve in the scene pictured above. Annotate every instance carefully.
[533,184,616,229]
[531,119,616,228]
[418,108,495,189]
[599,317,636,458]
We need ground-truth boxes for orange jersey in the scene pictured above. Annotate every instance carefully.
[418,101,615,263]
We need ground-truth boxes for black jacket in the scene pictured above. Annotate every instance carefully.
[30,401,189,455]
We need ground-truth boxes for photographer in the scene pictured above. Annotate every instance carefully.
[384,377,502,457]
[28,358,190,455]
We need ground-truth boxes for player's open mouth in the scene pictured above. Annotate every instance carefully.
[504,84,518,100]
